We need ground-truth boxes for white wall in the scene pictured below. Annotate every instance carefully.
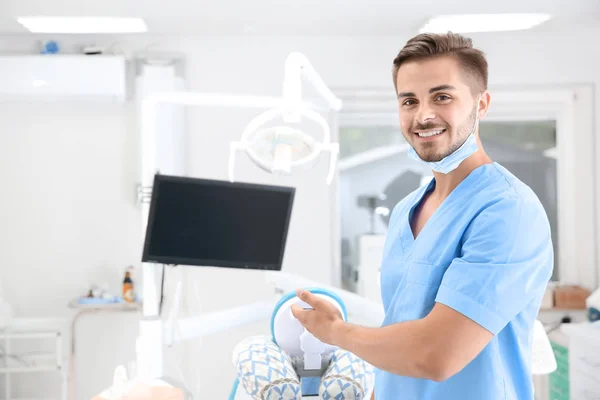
[0,98,142,398]
[0,100,140,315]
[0,26,599,399]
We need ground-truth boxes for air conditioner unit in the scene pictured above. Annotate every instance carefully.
[0,55,126,101]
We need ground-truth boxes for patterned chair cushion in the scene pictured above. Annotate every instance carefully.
[232,335,301,400]
[319,349,375,399]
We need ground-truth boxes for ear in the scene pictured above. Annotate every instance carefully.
[478,91,491,119]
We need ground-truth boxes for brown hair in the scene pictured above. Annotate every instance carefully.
[392,32,488,95]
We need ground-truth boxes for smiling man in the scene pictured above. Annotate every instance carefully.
[292,32,553,400]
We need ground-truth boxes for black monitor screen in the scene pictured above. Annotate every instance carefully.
[142,174,295,270]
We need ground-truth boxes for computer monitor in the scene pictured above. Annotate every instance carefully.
[142,174,295,271]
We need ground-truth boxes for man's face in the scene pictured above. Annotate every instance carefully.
[396,55,483,162]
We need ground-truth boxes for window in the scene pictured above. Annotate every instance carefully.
[339,125,406,158]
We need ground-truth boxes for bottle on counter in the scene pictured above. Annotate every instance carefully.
[123,271,134,303]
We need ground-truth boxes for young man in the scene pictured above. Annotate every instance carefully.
[292,32,553,399]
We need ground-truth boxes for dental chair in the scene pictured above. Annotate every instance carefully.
[230,288,375,400]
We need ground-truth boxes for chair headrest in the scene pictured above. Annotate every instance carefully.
[270,288,347,358]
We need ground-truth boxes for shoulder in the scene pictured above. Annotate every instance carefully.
[463,163,553,261]
[474,163,550,229]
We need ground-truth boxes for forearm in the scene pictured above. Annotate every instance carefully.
[332,318,441,381]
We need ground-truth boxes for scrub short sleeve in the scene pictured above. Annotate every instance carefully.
[435,196,553,335]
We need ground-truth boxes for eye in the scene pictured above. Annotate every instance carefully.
[435,94,451,102]
[402,99,417,106]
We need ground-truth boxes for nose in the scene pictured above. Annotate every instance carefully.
[415,103,436,124]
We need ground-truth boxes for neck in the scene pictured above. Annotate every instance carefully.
[430,136,493,201]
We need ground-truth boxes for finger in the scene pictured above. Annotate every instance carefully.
[297,289,321,308]
[291,304,307,323]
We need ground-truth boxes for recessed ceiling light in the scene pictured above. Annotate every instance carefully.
[419,13,551,33]
[16,16,148,34]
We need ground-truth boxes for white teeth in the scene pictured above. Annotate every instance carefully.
[417,130,444,138]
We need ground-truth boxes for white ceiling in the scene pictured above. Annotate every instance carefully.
[0,0,599,36]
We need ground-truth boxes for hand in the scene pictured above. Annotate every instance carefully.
[290,289,345,345]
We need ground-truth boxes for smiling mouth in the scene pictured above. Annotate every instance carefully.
[414,129,446,138]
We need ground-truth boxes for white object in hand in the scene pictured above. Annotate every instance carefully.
[300,329,326,370]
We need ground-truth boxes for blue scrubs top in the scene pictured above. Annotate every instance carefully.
[375,162,553,400]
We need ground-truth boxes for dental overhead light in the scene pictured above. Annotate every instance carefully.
[229,107,339,184]
[228,53,341,184]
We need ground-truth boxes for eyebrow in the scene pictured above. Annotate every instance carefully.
[397,84,458,99]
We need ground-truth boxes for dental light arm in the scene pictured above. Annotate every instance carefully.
[164,300,277,346]
[282,52,342,122]
[162,271,384,348]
